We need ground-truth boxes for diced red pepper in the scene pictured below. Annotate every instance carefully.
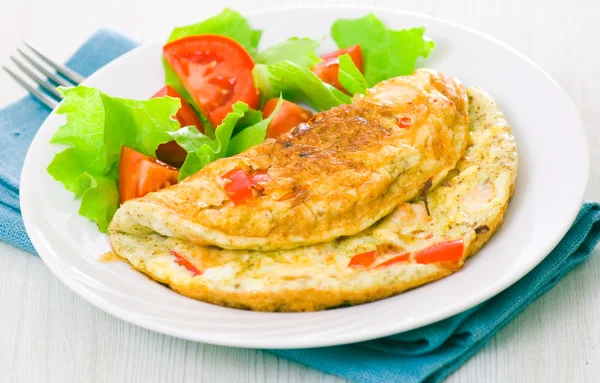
[222,168,253,205]
[376,253,411,268]
[398,117,412,129]
[414,240,465,264]
[170,250,202,276]
[348,251,376,268]
[249,170,271,192]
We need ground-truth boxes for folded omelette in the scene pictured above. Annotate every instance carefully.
[109,69,470,250]
[109,87,517,312]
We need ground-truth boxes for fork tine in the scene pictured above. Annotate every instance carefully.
[23,41,85,85]
[2,66,59,109]
[10,56,63,99]
[17,48,72,87]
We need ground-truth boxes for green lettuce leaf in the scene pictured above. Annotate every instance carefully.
[166,9,262,50]
[173,102,250,180]
[78,176,120,233]
[164,9,262,112]
[173,98,283,179]
[331,13,435,86]
[228,97,283,156]
[231,107,263,137]
[253,61,351,111]
[337,53,368,95]
[255,37,321,67]
[47,86,180,232]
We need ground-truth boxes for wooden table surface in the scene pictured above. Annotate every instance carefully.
[1,0,599,381]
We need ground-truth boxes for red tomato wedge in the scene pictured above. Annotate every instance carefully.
[262,98,313,139]
[312,45,364,91]
[249,170,271,191]
[376,253,411,268]
[348,251,376,268]
[118,146,179,204]
[152,85,204,168]
[222,168,253,205]
[163,35,259,127]
[170,250,202,276]
[414,240,465,264]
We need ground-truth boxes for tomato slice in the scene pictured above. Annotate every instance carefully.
[348,251,376,268]
[312,45,363,91]
[152,85,203,168]
[163,35,259,127]
[249,170,271,191]
[262,98,313,139]
[376,253,411,268]
[414,240,465,264]
[171,250,202,276]
[118,146,179,204]
[222,168,253,205]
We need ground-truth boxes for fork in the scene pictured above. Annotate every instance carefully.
[2,42,85,109]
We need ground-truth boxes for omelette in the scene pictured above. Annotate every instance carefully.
[109,87,518,312]
[109,69,469,250]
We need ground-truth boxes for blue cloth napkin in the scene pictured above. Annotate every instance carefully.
[1,29,599,383]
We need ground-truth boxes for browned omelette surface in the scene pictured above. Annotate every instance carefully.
[109,69,469,250]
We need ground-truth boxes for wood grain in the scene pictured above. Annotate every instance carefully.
[1,0,599,382]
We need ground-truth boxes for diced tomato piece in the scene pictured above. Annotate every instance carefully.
[163,35,259,127]
[118,146,179,204]
[312,45,363,91]
[414,240,465,264]
[376,253,411,268]
[171,250,202,276]
[222,168,253,205]
[249,170,271,191]
[348,251,376,268]
[262,98,313,139]
[397,117,412,129]
[152,85,204,168]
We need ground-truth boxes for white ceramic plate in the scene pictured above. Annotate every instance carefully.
[20,5,588,349]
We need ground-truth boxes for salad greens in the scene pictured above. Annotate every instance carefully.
[227,97,283,156]
[253,61,351,110]
[171,98,283,180]
[255,37,321,68]
[47,86,180,231]
[171,101,249,180]
[331,13,435,86]
[337,53,368,95]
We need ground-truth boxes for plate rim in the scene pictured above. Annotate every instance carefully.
[20,4,589,349]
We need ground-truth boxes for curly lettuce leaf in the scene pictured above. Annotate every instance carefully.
[164,9,262,111]
[173,102,250,180]
[331,13,435,86]
[228,97,283,156]
[253,61,351,111]
[78,176,120,233]
[255,37,321,67]
[166,9,262,50]
[173,98,283,179]
[337,53,368,95]
[47,86,180,232]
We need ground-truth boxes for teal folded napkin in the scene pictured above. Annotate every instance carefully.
[1,29,599,383]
